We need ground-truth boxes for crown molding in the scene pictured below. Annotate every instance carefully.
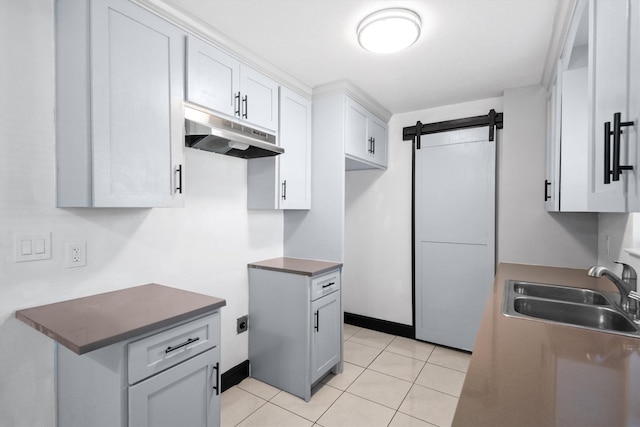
[132,0,313,99]
[540,0,578,90]
[313,80,392,123]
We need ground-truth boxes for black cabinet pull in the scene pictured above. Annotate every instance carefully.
[544,179,551,201]
[604,121,612,184]
[212,362,220,396]
[612,112,634,182]
[322,282,335,288]
[165,337,199,354]
[242,95,248,119]
[175,164,183,194]
[368,137,374,154]
[314,311,319,332]
[234,92,241,117]
[282,180,287,200]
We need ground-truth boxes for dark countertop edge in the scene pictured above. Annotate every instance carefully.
[248,257,343,276]
[248,263,342,276]
[16,299,226,355]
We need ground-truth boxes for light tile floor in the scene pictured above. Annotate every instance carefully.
[221,324,471,427]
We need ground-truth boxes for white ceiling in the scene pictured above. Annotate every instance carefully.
[166,0,561,114]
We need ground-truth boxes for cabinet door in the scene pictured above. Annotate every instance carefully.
[545,70,561,212]
[587,0,631,211]
[90,0,184,207]
[240,65,279,131]
[368,115,388,168]
[345,97,368,160]
[311,291,340,383]
[626,0,640,211]
[186,35,240,119]
[279,87,312,209]
[129,347,220,427]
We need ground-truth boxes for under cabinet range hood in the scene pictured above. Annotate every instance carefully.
[184,104,283,159]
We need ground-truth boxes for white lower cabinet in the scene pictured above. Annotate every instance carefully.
[57,312,221,427]
[248,267,342,401]
[311,290,340,382]
[129,347,219,427]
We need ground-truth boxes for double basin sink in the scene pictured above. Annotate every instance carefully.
[502,280,640,337]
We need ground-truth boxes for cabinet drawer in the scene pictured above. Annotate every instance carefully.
[128,312,220,384]
[311,270,341,301]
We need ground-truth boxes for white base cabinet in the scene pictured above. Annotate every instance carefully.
[248,266,342,401]
[57,312,221,427]
[55,0,185,208]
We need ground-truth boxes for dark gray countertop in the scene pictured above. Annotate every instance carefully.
[453,263,640,426]
[15,284,226,355]
[248,257,342,276]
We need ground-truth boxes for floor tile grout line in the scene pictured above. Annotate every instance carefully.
[228,325,465,426]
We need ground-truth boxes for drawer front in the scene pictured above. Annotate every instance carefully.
[311,270,341,301]
[128,312,220,384]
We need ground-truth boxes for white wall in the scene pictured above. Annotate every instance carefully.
[344,97,505,325]
[500,85,598,267]
[0,1,283,425]
[344,86,600,326]
[597,213,639,271]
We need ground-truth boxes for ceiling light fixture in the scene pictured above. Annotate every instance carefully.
[357,8,421,54]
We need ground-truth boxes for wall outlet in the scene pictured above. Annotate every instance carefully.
[237,315,248,334]
[67,242,86,268]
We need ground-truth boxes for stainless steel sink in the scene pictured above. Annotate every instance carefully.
[512,281,609,305]
[503,280,640,337]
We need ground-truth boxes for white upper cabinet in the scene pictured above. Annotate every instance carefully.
[546,0,639,212]
[56,0,185,208]
[278,87,312,209]
[587,0,636,211]
[345,97,388,170]
[186,35,278,132]
[185,37,240,119]
[247,87,311,210]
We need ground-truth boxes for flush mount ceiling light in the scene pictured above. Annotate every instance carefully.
[357,8,421,54]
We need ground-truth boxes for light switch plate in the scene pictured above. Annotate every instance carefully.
[14,233,51,262]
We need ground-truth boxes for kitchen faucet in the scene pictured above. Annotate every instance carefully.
[587,262,637,318]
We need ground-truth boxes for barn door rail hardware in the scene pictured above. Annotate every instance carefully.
[403,109,503,149]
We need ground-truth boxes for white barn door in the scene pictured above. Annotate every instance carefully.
[414,127,495,351]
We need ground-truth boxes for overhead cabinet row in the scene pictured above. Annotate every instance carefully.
[545,0,639,212]
[55,0,310,209]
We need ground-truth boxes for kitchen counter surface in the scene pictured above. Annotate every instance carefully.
[15,284,226,355]
[248,257,342,276]
[453,263,640,426]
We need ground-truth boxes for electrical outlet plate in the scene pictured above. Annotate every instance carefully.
[67,242,86,268]
[237,315,248,334]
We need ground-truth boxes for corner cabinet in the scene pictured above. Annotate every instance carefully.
[55,0,185,208]
[248,87,312,209]
[248,258,343,401]
[545,0,639,212]
[345,97,388,170]
[186,35,278,132]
